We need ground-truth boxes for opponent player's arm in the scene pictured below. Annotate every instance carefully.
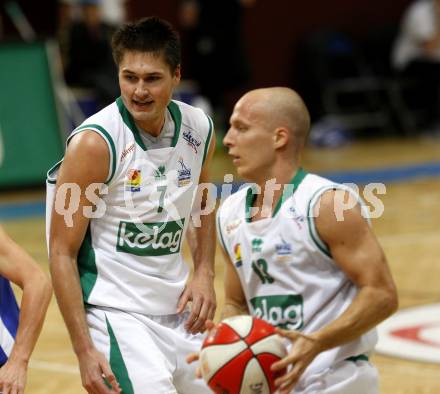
[221,247,249,319]
[0,227,52,393]
[49,131,120,394]
[272,190,398,393]
[180,134,217,333]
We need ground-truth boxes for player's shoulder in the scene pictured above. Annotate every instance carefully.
[69,101,120,142]
[78,101,120,131]
[172,99,212,137]
[218,186,249,221]
[294,172,338,200]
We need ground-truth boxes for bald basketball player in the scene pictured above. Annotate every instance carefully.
[194,87,398,393]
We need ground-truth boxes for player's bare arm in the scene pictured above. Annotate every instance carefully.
[272,189,398,393]
[178,135,217,334]
[49,131,120,394]
[222,247,249,319]
[0,226,52,394]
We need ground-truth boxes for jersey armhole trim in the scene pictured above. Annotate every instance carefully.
[216,211,228,254]
[307,184,370,258]
[72,124,117,184]
[202,114,214,165]
[307,185,336,258]
[46,159,63,185]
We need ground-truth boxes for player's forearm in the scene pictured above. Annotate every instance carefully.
[50,253,95,355]
[310,285,397,352]
[188,211,216,278]
[9,269,52,363]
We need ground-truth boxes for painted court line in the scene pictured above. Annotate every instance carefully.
[30,359,79,375]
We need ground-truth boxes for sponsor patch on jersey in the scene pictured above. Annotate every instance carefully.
[376,303,440,363]
[154,165,166,181]
[120,143,135,162]
[183,130,201,153]
[233,243,242,267]
[177,158,191,187]
[250,294,304,330]
[125,169,142,192]
[288,206,305,229]
[251,238,263,253]
[225,219,242,235]
[275,237,293,261]
[117,219,185,256]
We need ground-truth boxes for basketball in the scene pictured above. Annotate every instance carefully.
[200,315,287,394]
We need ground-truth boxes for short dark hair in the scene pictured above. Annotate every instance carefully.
[111,16,181,72]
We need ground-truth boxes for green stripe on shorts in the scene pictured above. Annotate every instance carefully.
[105,316,134,394]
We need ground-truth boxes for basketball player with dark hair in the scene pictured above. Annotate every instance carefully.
[49,16,216,393]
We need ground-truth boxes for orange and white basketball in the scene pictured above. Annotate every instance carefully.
[200,315,287,394]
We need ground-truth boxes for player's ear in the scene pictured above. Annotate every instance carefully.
[273,127,289,149]
[174,65,181,83]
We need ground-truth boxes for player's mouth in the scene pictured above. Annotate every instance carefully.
[229,153,241,165]
[132,98,154,110]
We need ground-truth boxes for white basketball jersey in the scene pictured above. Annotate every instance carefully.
[217,169,377,375]
[47,98,213,315]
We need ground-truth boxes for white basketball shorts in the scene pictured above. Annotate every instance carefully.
[293,358,379,394]
[86,306,210,394]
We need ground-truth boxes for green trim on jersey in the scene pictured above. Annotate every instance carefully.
[167,100,182,148]
[216,213,228,253]
[245,168,307,222]
[202,114,213,164]
[245,185,258,222]
[307,185,335,258]
[307,184,370,258]
[116,97,147,150]
[105,316,135,394]
[272,168,307,216]
[46,160,62,184]
[73,124,117,184]
[78,226,98,302]
[116,97,182,151]
[346,354,369,363]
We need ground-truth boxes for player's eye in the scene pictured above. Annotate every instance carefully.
[124,75,137,82]
[144,74,160,82]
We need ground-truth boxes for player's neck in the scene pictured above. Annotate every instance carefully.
[136,114,165,137]
[252,166,300,221]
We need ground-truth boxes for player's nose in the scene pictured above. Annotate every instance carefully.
[223,127,234,148]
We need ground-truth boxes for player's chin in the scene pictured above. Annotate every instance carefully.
[237,167,254,182]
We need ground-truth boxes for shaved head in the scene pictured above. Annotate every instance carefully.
[238,87,311,153]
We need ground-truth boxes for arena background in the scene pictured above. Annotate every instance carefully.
[0,1,439,393]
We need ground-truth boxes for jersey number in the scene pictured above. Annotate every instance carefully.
[157,185,167,213]
[251,258,274,284]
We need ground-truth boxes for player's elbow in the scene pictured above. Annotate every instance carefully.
[32,269,53,307]
[381,283,399,319]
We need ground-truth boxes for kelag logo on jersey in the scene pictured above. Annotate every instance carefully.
[117,220,184,256]
[250,294,304,330]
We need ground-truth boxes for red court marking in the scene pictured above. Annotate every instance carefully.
[391,323,440,347]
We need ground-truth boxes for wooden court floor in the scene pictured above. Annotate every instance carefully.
[2,136,440,393]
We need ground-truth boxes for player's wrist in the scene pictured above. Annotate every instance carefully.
[7,350,31,366]
[193,264,215,279]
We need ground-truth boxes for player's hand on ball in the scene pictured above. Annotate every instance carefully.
[271,328,321,394]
